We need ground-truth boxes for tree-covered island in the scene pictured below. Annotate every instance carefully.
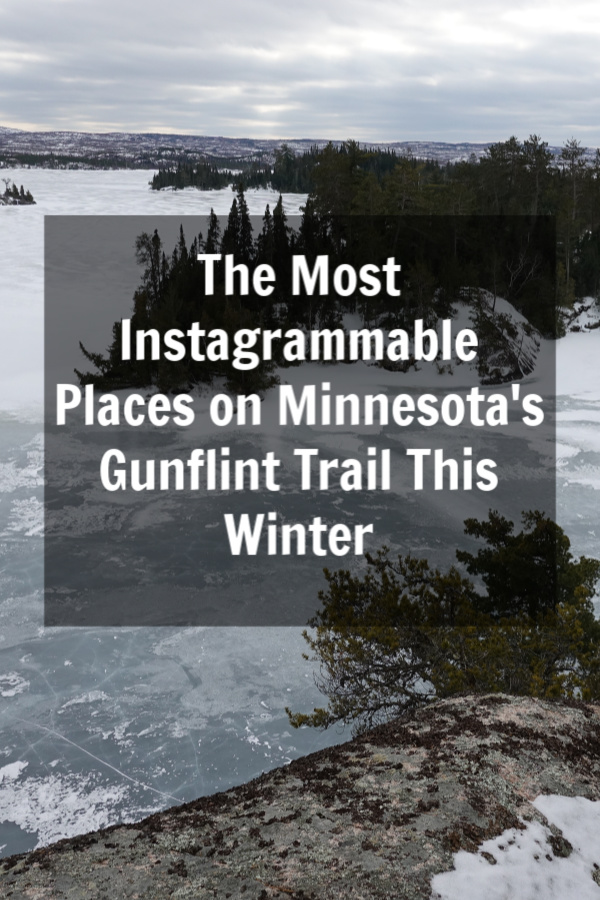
[75,185,557,395]
[0,177,35,205]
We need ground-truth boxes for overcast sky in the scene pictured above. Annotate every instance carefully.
[2,0,600,144]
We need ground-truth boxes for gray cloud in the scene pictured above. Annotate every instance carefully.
[2,0,600,143]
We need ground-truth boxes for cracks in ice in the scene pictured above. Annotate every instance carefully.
[14,718,183,804]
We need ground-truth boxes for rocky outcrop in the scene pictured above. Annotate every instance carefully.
[2,694,600,899]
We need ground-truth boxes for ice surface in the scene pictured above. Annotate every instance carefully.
[0,762,135,850]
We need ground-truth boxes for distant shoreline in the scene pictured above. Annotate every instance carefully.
[3,125,596,172]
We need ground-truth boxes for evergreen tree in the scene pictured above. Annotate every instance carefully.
[134,229,167,310]
[272,194,292,294]
[287,511,600,734]
[256,203,274,265]
[561,138,587,223]
[221,197,239,258]
[522,134,552,216]
[236,183,254,264]
[457,510,600,618]
[221,186,254,264]
[205,208,221,253]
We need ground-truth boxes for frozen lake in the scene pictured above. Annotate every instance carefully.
[0,169,599,856]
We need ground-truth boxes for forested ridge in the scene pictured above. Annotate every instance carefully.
[152,136,600,303]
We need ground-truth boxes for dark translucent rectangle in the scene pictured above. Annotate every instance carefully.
[44,215,556,626]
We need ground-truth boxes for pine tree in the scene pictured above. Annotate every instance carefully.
[236,184,254,264]
[287,511,600,734]
[205,209,221,254]
[257,204,274,265]
[222,197,239,258]
[522,134,552,216]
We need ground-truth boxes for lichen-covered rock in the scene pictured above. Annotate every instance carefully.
[2,694,600,899]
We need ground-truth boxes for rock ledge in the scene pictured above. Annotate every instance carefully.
[2,694,600,899]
